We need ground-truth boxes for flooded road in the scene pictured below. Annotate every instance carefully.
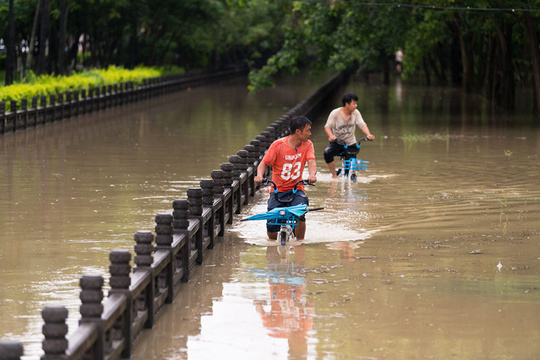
[1,73,539,359]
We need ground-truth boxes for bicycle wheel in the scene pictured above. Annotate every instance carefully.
[350,173,357,183]
[279,231,288,246]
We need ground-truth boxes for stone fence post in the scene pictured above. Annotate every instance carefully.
[41,306,69,360]
[0,341,24,360]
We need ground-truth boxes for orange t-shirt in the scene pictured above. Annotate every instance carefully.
[262,136,315,192]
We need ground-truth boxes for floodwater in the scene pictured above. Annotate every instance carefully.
[1,73,539,360]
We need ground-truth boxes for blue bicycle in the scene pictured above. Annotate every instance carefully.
[242,179,323,246]
[335,137,371,183]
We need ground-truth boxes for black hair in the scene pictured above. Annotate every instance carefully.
[289,115,312,134]
[342,92,358,106]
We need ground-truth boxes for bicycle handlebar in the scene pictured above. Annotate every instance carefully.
[334,137,371,149]
[261,178,314,204]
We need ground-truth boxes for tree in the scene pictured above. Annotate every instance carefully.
[524,11,540,115]
[248,0,540,116]
[36,0,49,74]
[4,0,15,84]
[248,0,414,90]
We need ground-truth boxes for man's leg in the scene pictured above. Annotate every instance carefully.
[291,190,309,240]
[295,220,306,240]
[324,142,342,179]
[326,161,338,178]
[266,193,284,240]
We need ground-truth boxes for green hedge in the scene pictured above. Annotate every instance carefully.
[0,66,184,111]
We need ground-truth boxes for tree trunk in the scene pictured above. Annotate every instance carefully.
[485,35,496,111]
[37,0,50,74]
[495,23,515,111]
[159,22,182,66]
[58,0,68,75]
[5,0,16,85]
[422,57,431,86]
[149,27,167,65]
[381,49,390,85]
[435,43,448,85]
[48,18,58,74]
[524,13,540,116]
[453,16,473,93]
[26,0,41,71]
[427,53,444,85]
[127,17,138,69]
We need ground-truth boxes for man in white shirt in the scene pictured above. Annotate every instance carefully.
[324,92,375,178]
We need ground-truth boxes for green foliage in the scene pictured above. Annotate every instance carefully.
[246,0,540,116]
[1,0,538,112]
[248,0,415,90]
[0,66,178,110]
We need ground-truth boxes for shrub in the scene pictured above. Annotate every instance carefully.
[0,66,184,111]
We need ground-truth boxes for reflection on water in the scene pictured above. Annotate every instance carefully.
[251,246,315,358]
[2,73,540,359]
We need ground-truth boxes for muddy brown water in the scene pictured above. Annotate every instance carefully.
[1,73,539,359]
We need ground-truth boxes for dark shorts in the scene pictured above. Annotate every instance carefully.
[324,142,360,163]
[266,190,309,233]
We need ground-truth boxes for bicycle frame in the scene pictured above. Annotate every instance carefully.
[335,137,370,183]
[242,179,321,246]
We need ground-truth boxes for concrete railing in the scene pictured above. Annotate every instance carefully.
[0,70,348,360]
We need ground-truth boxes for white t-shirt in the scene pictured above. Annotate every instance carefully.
[324,108,367,145]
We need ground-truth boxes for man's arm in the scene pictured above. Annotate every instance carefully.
[361,124,375,140]
[307,159,317,184]
[254,161,267,184]
[324,126,336,142]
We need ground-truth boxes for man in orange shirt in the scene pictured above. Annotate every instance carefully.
[254,115,317,240]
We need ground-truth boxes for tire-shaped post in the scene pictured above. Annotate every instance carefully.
[269,122,281,137]
[200,179,215,206]
[237,150,250,171]
[172,200,189,232]
[78,275,104,358]
[155,213,174,302]
[187,188,203,217]
[256,135,268,151]
[244,145,258,167]
[228,155,243,179]
[107,249,132,358]
[155,214,173,247]
[220,164,233,187]
[210,171,224,197]
[249,140,262,159]
[265,126,277,140]
[134,231,154,268]
[79,275,104,321]
[0,341,23,360]
[41,305,69,359]
[260,130,273,146]
[109,250,132,291]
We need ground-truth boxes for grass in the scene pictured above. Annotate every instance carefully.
[401,129,450,143]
